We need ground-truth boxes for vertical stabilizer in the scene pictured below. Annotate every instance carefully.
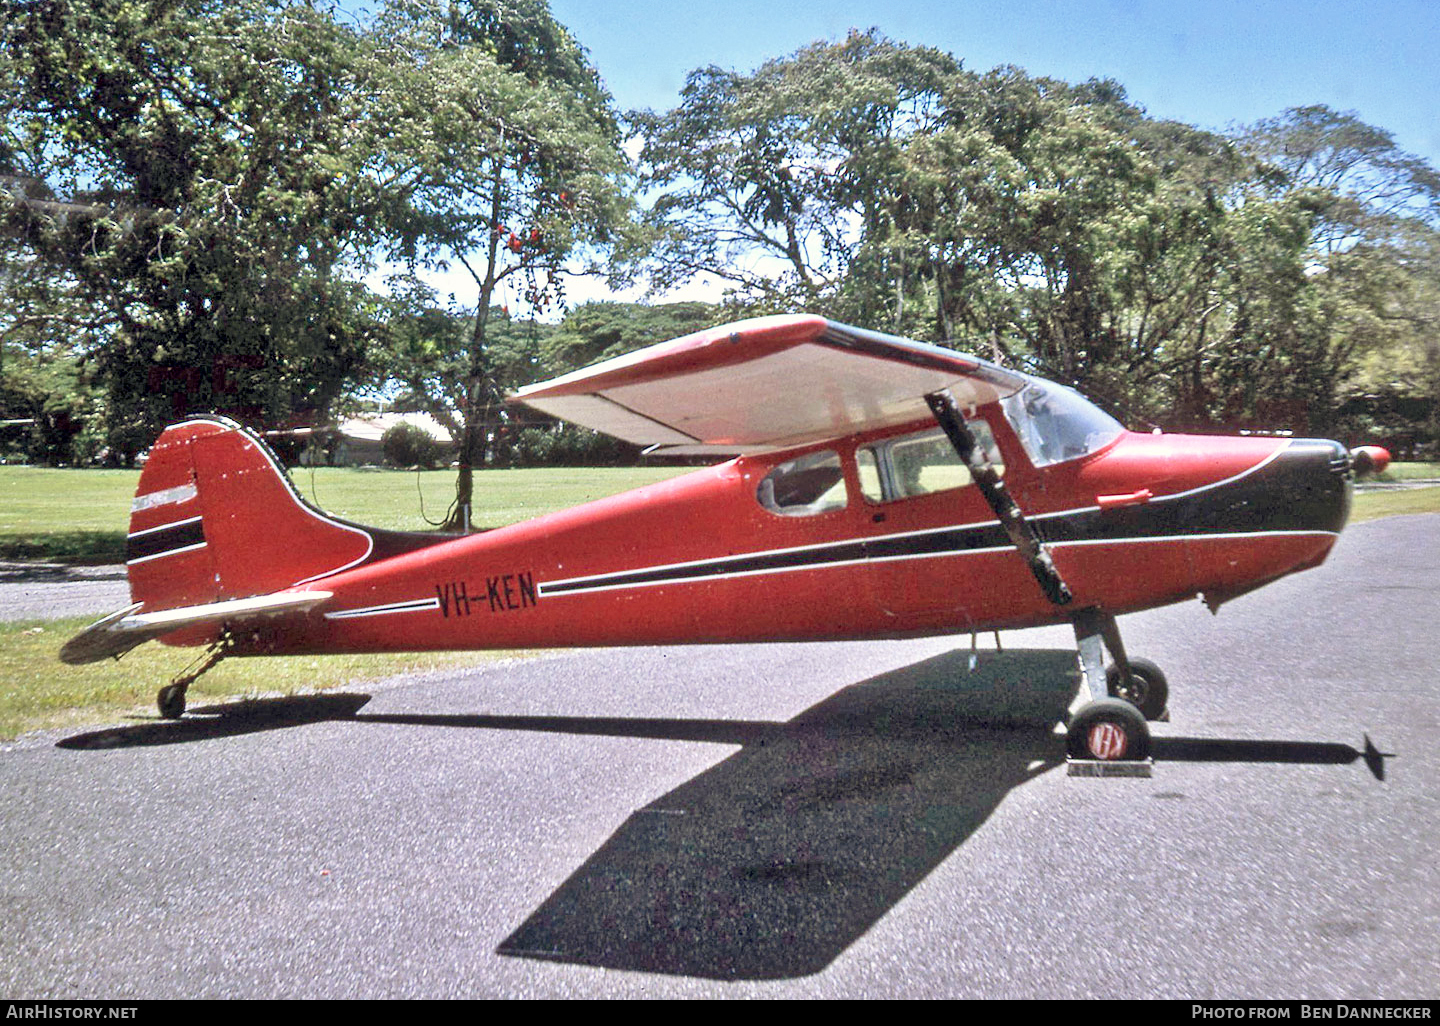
[126,417,376,611]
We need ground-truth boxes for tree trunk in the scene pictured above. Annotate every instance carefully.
[444,153,508,534]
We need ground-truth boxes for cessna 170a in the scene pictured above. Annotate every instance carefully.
[62,315,1388,764]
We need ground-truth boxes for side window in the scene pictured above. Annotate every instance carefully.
[756,450,848,517]
[859,423,1003,503]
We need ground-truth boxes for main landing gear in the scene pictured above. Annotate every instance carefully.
[1106,657,1168,723]
[1067,608,1168,767]
[920,390,1166,770]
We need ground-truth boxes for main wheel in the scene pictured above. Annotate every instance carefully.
[1067,697,1151,761]
[1106,657,1169,721]
[157,683,187,720]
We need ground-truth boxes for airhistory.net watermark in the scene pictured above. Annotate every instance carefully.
[5,1007,137,1020]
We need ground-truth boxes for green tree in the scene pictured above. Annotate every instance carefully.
[634,31,964,316]
[1242,105,1440,253]
[378,296,553,472]
[1234,106,1440,436]
[0,0,393,459]
[0,336,104,464]
[1340,224,1440,452]
[368,0,636,527]
[636,35,1427,436]
[381,420,444,468]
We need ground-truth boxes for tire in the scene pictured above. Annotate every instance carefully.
[157,684,186,720]
[1067,697,1151,761]
[1106,657,1169,721]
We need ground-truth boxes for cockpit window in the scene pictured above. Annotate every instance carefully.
[756,450,847,516]
[1000,381,1123,467]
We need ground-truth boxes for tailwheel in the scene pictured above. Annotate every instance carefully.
[1067,697,1151,762]
[155,634,232,720]
[1106,657,1169,721]
[157,682,187,720]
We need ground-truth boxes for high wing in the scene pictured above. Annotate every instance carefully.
[510,315,1028,454]
[59,591,331,665]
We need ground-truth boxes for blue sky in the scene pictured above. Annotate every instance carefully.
[550,0,1440,167]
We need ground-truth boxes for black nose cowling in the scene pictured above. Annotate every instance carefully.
[1261,438,1354,535]
[1178,438,1351,537]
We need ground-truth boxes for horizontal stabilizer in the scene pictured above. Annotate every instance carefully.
[60,592,331,665]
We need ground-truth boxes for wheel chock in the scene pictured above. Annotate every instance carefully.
[1066,757,1153,778]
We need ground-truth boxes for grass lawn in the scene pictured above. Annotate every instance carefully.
[1374,461,1440,481]
[1352,484,1440,522]
[0,468,136,562]
[0,463,690,563]
[0,617,529,741]
[2,460,1436,740]
[0,462,691,740]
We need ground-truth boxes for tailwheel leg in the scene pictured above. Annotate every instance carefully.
[156,636,231,719]
[1068,608,1152,767]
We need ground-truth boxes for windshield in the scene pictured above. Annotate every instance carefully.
[1001,380,1123,467]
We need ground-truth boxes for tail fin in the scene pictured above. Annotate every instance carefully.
[127,417,439,612]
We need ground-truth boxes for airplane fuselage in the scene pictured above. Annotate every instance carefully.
[88,313,1365,747]
[220,412,1351,657]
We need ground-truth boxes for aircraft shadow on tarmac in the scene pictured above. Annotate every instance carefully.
[56,646,1389,979]
[491,648,1076,980]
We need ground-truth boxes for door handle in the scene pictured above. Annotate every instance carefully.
[1096,488,1152,510]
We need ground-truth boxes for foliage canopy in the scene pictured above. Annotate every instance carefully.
[2,9,1436,469]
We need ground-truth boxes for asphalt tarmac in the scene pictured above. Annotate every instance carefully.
[1,515,1436,999]
[0,562,129,622]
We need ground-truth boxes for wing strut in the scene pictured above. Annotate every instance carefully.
[924,390,1073,607]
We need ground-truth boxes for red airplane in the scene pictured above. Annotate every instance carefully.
[61,314,1388,764]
